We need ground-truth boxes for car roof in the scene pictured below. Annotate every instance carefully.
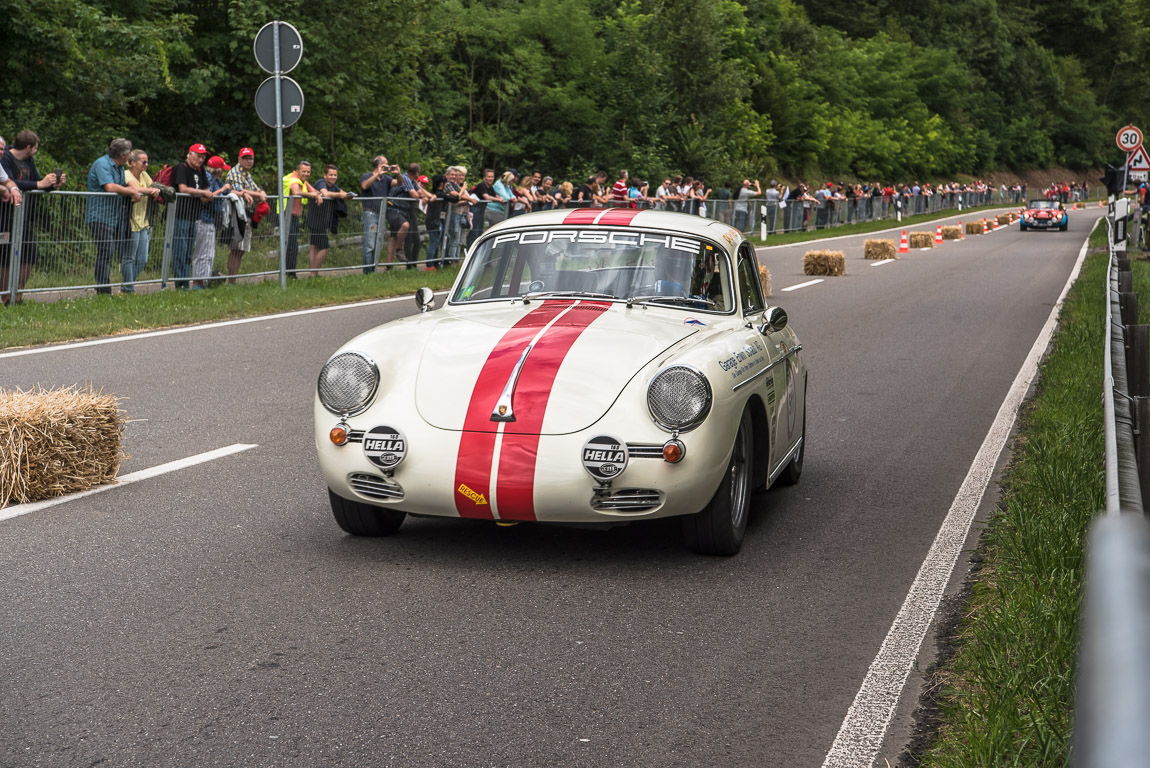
[483,208,745,252]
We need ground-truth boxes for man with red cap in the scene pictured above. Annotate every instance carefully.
[224,147,268,283]
[170,143,213,290]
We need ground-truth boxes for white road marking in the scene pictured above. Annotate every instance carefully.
[782,279,824,292]
[869,259,896,267]
[0,443,258,522]
[820,224,1096,767]
[0,291,450,360]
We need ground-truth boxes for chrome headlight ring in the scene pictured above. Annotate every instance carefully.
[318,351,380,416]
[647,365,713,433]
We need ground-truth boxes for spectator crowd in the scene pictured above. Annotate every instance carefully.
[0,128,1098,302]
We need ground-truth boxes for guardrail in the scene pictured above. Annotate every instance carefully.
[1073,203,1150,766]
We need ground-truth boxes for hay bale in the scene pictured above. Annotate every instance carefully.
[909,232,934,249]
[996,213,1011,226]
[863,239,897,260]
[1,386,126,507]
[941,225,963,240]
[965,221,983,235]
[803,250,845,276]
[758,264,772,297]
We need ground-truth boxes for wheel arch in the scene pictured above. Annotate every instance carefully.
[743,392,771,490]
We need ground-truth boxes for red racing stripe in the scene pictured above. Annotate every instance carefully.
[495,302,611,521]
[453,301,572,518]
[597,208,642,226]
[563,209,601,225]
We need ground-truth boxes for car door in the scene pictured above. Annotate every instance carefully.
[734,243,800,478]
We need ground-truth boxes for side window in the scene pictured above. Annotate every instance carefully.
[736,244,764,315]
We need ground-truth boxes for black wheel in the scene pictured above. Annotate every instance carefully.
[1059,224,1068,232]
[329,488,406,536]
[1019,224,1027,232]
[683,408,753,556]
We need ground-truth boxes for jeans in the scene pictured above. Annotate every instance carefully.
[361,209,381,274]
[89,221,124,295]
[122,227,149,293]
[425,217,444,268]
[445,211,466,264]
[285,215,300,275]
[171,217,195,289]
[733,207,748,232]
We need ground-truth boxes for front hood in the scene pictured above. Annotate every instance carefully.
[415,300,700,434]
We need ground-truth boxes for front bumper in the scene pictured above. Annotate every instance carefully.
[315,400,732,523]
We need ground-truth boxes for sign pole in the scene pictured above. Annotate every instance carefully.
[274,20,287,289]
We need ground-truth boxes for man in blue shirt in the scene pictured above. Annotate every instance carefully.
[87,138,140,294]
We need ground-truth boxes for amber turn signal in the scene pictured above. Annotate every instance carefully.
[329,424,349,446]
[662,439,685,463]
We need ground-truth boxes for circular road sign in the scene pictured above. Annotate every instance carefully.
[254,21,302,74]
[254,76,305,128]
[1117,124,1143,153]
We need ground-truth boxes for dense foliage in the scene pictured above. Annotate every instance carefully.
[3,0,1145,184]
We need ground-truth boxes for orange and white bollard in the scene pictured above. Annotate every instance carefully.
[898,229,910,254]
[982,219,989,234]
[934,224,944,245]
[992,217,1000,231]
[958,221,965,240]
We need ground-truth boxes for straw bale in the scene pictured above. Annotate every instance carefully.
[802,250,846,277]
[863,239,896,260]
[965,221,983,235]
[996,214,1012,226]
[1,386,127,507]
[758,264,772,297]
[941,226,963,240]
[909,232,934,249]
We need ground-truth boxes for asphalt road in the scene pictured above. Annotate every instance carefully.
[0,208,1101,767]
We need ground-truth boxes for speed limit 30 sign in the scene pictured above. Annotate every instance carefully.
[1118,124,1143,153]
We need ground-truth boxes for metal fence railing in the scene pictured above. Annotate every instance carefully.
[0,186,1106,301]
[1073,199,1150,766]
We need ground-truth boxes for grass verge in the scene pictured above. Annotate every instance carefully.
[0,267,460,349]
[912,224,1114,765]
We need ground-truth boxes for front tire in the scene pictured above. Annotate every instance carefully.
[329,489,406,536]
[683,408,753,556]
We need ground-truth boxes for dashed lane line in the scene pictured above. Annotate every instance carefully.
[781,279,824,292]
[0,443,258,522]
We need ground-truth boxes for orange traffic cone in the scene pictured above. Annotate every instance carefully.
[898,230,910,254]
[934,224,943,245]
[958,221,965,240]
[993,217,1000,231]
[1099,200,1105,207]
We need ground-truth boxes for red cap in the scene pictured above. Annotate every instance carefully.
[206,155,231,172]
[418,175,429,184]
[253,201,270,224]
[188,143,208,155]
[239,147,255,158]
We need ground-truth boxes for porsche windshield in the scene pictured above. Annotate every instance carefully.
[451,227,733,312]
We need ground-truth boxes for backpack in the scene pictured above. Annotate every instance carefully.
[155,163,175,189]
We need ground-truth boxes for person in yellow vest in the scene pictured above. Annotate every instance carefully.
[281,161,322,278]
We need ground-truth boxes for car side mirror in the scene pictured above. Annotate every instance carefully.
[415,287,435,313]
[757,306,788,335]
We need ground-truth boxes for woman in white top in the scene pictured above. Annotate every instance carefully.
[123,150,161,293]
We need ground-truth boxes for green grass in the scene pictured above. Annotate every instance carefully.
[0,267,460,349]
[916,223,1112,766]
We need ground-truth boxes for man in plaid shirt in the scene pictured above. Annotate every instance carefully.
[224,147,268,283]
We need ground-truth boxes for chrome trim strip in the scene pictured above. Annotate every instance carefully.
[491,343,533,422]
[732,344,803,392]
[767,436,804,484]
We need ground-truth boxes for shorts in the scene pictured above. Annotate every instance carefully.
[192,221,216,280]
[308,228,330,250]
[386,206,409,235]
[0,239,37,268]
[231,223,252,252]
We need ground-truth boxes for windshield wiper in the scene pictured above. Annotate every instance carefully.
[519,290,617,304]
[625,294,717,309]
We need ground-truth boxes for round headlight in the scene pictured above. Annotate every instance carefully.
[647,365,712,432]
[318,352,380,416]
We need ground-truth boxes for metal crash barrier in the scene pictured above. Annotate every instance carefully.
[1074,201,1150,767]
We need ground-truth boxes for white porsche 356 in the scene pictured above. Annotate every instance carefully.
[314,208,806,555]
